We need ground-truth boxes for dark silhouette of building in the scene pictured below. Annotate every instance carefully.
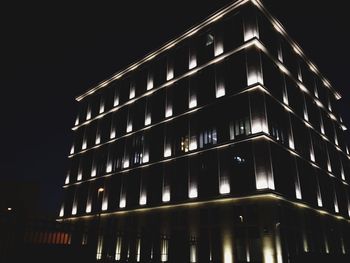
[59,0,350,262]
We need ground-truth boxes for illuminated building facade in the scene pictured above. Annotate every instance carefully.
[60,0,350,262]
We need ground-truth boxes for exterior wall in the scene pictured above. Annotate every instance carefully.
[59,0,350,261]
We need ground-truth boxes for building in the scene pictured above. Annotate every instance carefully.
[59,0,350,262]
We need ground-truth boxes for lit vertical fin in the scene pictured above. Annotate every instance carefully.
[70,145,75,154]
[65,173,70,185]
[96,235,103,260]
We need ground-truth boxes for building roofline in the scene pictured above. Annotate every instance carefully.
[75,0,341,102]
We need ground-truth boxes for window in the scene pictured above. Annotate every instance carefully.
[160,236,169,262]
[96,234,104,260]
[115,236,122,261]
[229,117,251,140]
[199,128,217,148]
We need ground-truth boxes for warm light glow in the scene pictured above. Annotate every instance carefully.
[222,232,233,263]
[190,242,197,263]
[189,96,197,109]
[145,115,151,126]
[262,234,275,263]
[98,188,105,193]
[136,238,141,262]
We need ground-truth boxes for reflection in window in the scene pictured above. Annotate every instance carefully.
[199,128,217,148]
[229,118,251,140]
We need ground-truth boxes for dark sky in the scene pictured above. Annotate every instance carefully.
[1,0,349,216]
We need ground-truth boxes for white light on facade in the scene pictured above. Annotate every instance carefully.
[119,197,126,208]
[283,91,289,105]
[317,190,323,207]
[289,137,295,150]
[190,242,197,263]
[65,173,70,185]
[162,189,170,202]
[341,165,345,181]
[334,193,339,213]
[244,22,259,41]
[147,77,154,90]
[75,116,79,126]
[347,146,350,155]
[165,106,173,118]
[139,193,147,206]
[106,162,112,173]
[189,96,197,109]
[214,39,224,56]
[189,185,198,199]
[95,134,101,145]
[70,145,75,155]
[189,137,197,151]
[327,160,332,172]
[129,86,135,99]
[71,204,77,215]
[123,160,130,169]
[127,123,133,133]
[96,235,103,260]
[86,201,92,213]
[102,198,108,211]
[219,182,230,195]
[189,54,197,70]
[99,102,105,114]
[77,171,82,181]
[295,182,302,200]
[167,65,174,81]
[59,205,64,217]
[142,152,149,164]
[91,167,96,177]
[164,147,172,158]
[86,108,91,120]
[110,128,116,139]
[161,238,169,262]
[247,70,263,86]
[82,140,87,150]
[115,237,122,261]
[320,121,325,135]
[216,82,225,98]
[145,115,151,126]
[113,95,119,107]
[310,148,315,162]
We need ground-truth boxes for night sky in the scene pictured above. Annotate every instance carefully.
[1,0,349,216]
